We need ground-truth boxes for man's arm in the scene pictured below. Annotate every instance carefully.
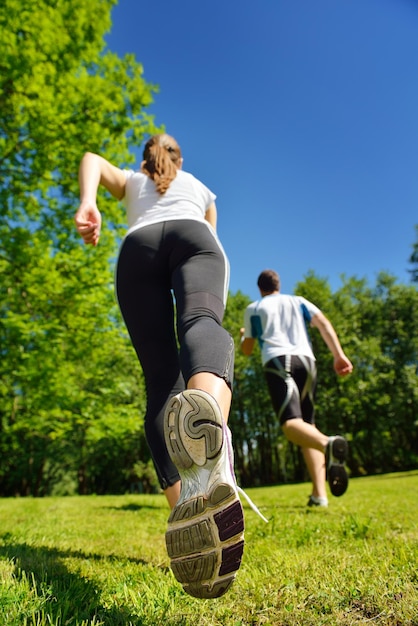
[240,327,255,356]
[311,311,353,376]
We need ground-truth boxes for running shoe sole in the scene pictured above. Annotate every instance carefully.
[164,389,244,599]
[327,435,349,497]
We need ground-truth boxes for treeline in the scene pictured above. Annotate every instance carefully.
[1,0,417,496]
[1,264,417,496]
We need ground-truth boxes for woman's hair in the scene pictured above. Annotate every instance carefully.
[142,134,182,194]
[257,269,280,293]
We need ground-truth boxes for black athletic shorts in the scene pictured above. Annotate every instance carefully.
[263,354,317,425]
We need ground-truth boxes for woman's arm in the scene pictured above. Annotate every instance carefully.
[79,152,126,200]
[75,152,126,246]
[205,202,217,229]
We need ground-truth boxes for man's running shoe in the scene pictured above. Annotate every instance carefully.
[326,435,349,497]
[307,495,328,507]
[164,389,244,599]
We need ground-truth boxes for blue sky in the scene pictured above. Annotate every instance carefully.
[106,0,417,301]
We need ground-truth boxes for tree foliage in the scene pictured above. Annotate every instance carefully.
[0,0,161,496]
[408,224,418,283]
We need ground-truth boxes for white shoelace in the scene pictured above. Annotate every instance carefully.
[225,424,269,524]
[237,485,269,523]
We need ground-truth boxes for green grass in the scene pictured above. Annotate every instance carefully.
[0,472,417,625]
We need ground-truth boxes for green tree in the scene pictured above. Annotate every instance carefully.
[349,273,417,473]
[408,224,418,283]
[0,0,161,495]
[299,272,418,477]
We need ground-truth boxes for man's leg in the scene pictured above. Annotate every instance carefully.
[283,418,349,499]
[282,418,328,452]
[301,446,327,500]
[282,419,328,501]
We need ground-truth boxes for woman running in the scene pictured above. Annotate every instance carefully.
[74,134,244,599]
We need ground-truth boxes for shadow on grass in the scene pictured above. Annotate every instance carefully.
[0,534,169,625]
[103,502,164,512]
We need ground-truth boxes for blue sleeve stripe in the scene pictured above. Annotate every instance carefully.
[300,302,312,323]
[250,315,264,348]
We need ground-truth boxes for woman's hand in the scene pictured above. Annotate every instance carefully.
[74,200,102,246]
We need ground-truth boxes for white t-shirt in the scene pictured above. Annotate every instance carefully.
[123,169,216,235]
[243,293,321,365]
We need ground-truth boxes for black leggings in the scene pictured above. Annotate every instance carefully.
[115,219,234,489]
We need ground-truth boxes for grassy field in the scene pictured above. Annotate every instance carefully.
[0,471,417,626]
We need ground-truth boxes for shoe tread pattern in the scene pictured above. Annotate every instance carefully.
[165,393,223,470]
[328,465,348,496]
[327,436,349,497]
[164,390,244,599]
[184,575,236,599]
[214,500,245,541]
[167,499,244,599]
[332,436,348,462]
[183,391,223,459]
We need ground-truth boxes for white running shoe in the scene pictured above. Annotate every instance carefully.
[307,495,329,507]
[164,389,245,599]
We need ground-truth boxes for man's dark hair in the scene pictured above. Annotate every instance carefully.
[257,269,280,293]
